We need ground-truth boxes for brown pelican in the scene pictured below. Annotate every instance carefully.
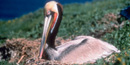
[39,1,120,64]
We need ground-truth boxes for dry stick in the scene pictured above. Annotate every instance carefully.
[17,46,27,64]
[17,55,25,64]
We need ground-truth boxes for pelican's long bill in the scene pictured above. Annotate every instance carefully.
[39,14,52,59]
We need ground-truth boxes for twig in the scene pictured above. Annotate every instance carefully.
[17,55,25,64]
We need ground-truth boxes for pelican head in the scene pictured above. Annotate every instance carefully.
[39,1,63,59]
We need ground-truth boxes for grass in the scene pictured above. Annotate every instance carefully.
[0,0,130,64]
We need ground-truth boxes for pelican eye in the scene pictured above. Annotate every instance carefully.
[47,11,51,15]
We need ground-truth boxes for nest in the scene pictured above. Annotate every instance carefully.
[0,38,72,65]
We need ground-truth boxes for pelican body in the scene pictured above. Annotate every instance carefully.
[39,1,120,64]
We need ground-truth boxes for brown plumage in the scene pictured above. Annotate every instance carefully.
[39,1,120,64]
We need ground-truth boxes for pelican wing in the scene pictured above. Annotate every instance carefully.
[56,36,120,64]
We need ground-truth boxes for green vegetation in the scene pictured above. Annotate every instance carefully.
[102,21,130,65]
[0,61,16,65]
[0,0,130,64]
